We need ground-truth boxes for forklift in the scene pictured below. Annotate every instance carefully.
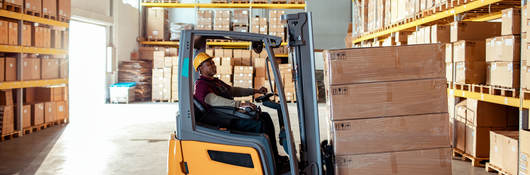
[167,12,334,175]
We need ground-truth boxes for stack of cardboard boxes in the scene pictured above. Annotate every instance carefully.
[232,10,249,33]
[0,90,14,135]
[485,8,521,88]
[24,87,68,127]
[197,10,213,30]
[171,56,179,102]
[269,10,285,41]
[447,21,501,85]
[279,64,295,102]
[213,57,233,86]
[251,16,268,35]
[146,8,168,40]
[453,99,518,160]
[152,55,177,101]
[214,10,231,31]
[325,44,452,174]
[233,66,253,102]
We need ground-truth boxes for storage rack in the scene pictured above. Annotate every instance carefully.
[138,1,306,51]
[0,9,69,138]
[350,0,528,173]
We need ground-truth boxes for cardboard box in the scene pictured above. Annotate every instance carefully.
[455,61,486,84]
[139,47,164,61]
[22,23,31,46]
[56,101,66,121]
[445,43,452,63]
[325,44,445,85]
[21,105,31,128]
[1,106,14,135]
[501,35,521,62]
[450,22,501,42]
[486,37,503,62]
[334,148,452,175]
[146,8,168,40]
[22,57,34,80]
[501,8,521,35]
[42,0,57,17]
[217,65,232,74]
[44,102,56,123]
[41,58,59,79]
[5,57,16,81]
[0,90,13,106]
[329,78,447,120]
[452,40,485,62]
[58,0,71,18]
[488,62,519,88]
[0,20,8,45]
[0,57,4,82]
[32,57,41,80]
[8,22,18,45]
[32,103,44,125]
[520,130,530,175]
[333,113,450,155]
[490,130,519,175]
[153,55,164,69]
[431,24,450,43]
[465,125,495,158]
[466,98,519,128]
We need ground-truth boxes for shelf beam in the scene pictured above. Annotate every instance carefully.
[448,88,520,108]
[0,9,69,28]
[0,45,68,55]
[140,41,288,47]
[0,79,68,90]
[141,2,305,9]
[463,11,503,22]
[353,0,505,44]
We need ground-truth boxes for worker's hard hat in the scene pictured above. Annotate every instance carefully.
[193,52,213,71]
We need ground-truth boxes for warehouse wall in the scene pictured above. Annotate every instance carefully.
[307,0,351,49]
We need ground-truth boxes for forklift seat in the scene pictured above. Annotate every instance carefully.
[192,97,277,171]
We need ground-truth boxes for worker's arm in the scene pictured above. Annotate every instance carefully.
[205,93,241,107]
[230,87,255,97]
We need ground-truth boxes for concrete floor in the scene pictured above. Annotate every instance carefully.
[0,103,493,175]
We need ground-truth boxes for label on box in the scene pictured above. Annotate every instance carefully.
[48,107,52,112]
[492,63,497,70]
[509,63,513,72]
[26,3,30,8]
[24,109,27,113]
[152,31,159,36]
[39,105,43,110]
[23,61,28,67]
[59,10,64,15]
[496,40,503,46]
[494,146,498,152]
[43,8,48,13]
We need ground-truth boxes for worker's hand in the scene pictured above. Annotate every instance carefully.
[254,87,267,94]
[240,102,257,110]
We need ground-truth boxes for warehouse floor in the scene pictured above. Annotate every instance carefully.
[0,103,493,175]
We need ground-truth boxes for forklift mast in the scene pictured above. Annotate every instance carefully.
[283,12,323,175]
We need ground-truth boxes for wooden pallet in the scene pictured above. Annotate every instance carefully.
[232,0,250,3]
[212,0,228,3]
[485,163,512,175]
[58,16,70,22]
[42,13,57,20]
[454,84,519,98]
[152,99,171,103]
[288,0,304,4]
[452,148,488,167]
[25,10,42,17]
[3,2,22,13]
[1,131,22,142]
[271,0,287,4]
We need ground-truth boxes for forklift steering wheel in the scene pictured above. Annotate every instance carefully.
[255,93,276,103]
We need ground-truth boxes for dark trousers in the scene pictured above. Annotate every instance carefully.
[230,112,280,159]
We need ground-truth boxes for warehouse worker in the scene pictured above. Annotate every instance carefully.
[193,52,288,169]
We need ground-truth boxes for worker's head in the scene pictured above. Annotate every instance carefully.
[193,52,216,77]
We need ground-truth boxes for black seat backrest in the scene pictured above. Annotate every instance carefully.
[193,97,206,113]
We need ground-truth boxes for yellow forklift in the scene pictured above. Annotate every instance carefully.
[167,12,333,175]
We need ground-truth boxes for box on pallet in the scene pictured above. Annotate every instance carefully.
[455,61,486,84]
[1,106,14,135]
[487,62,520,88]
[334,148,452,175]
[520,130,530,175]
[146,8,168,40]
[32,103,44,126]
[489,130,519,175]
[44,102,56,123]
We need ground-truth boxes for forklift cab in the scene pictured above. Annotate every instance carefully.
[168,30,296,175]
[168,12,330,175]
